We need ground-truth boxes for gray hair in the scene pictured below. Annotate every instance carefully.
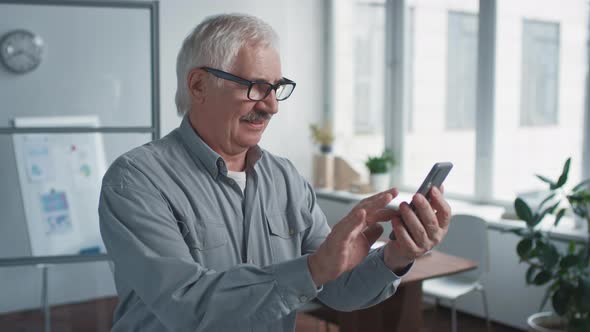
[175,14,280,116]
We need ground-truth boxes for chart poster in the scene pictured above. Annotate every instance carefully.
[12,116,107,256]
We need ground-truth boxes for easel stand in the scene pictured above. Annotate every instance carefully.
[37,264,52,332]
[0,254,110,332]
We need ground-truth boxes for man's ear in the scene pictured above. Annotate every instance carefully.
[187,68,208,104]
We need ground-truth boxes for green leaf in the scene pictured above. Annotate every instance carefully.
[568,193,587,203]
[517,238,533,259]
[535,239,547,251]
[539,288,552,312]
[526,265,537,284]
[548,201,560,214]
[539,192,557,208]
[568,192,590,219]
[576,246,590,267]
[568,318,590,332]
[554,157,571,189]
[528,238,545,259]
[365,150,396,173]
[578,276,590,311]
[515,198,534,224]
[554,208,567,227]
[534,270,552,285]
[572,179,590,192]
[533,202,560,227]
[539,244,559,269]
[552,287,570,315]
[536,174,557,188]
[500,227,526,236]
[559,254,580,269]
[568,241,576,255]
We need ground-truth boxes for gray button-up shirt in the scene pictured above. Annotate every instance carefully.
[99,116,402,332]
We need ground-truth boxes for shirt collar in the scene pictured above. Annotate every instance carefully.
[178,115,264,179]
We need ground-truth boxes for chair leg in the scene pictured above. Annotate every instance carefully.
[434,297,440,314]
[481,289,491,332]
[451,300,458,332]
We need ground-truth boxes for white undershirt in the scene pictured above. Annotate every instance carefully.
[227,170,247,193]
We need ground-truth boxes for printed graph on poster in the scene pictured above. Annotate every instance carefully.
[12,116,107,256]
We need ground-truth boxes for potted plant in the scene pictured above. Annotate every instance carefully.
[506,158,590,332]
[309,123,334,154]
[365,149,396,192]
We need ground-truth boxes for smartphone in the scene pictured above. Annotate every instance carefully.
[389,162,453,240]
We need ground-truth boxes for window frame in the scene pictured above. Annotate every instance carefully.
[446,10,479,131]
[519,19,561,127]
[325,0,590,206]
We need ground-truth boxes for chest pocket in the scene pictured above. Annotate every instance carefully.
[178,218,228,251]
[178,217,232,271]
[265,209,311,262]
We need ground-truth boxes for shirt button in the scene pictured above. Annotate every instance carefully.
[299,295,308,303]
[289,228,294,235]
[217,159,224,167]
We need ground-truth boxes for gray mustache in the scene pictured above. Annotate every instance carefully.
[241,111,272,122]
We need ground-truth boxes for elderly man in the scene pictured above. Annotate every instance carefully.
[99,13,451,332]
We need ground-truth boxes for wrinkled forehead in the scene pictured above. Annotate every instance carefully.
[230,44,282,83]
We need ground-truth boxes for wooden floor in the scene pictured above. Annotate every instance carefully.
[0,297,524,332]
[300,305,525,332]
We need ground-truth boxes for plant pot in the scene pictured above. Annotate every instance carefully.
[527,312,567,332]
[319,145,333,154]
[370,173,390,192]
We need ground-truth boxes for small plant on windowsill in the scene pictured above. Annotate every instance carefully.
[365,150,396,192]
[505,158,590,332]
[309,123,334,154]
[365,149,396,174]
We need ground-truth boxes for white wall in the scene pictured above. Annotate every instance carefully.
[0,0,324,314]
[159,0,325,180]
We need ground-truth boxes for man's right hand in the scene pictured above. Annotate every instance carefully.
[307,188,399,286]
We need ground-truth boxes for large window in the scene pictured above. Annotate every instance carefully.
[493,0,586,200]
[353,2,386,134]
[446,11,478,130]
[330,0,386,172]
[520,19,560,127]
[329,0,590,203]
[403,0,479,197]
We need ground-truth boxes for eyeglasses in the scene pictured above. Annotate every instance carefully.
[201,67,296,101]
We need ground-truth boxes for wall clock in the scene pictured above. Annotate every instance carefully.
[0,29,44,74]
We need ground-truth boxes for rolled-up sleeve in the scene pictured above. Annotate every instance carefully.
[99,165,319,331]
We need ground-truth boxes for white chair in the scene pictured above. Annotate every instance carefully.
[422,214,491,332]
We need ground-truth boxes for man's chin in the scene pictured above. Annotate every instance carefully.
[237,133,263,148]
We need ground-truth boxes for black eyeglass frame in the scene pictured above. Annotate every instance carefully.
[200,66,296,101]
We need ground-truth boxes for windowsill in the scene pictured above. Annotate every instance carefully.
[315,188,588,243]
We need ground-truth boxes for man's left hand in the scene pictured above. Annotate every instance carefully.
[383,186,452,274]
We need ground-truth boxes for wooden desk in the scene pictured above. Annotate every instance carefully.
[310,250,477,332]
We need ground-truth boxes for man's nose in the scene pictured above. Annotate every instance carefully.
[255,90,279,114]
